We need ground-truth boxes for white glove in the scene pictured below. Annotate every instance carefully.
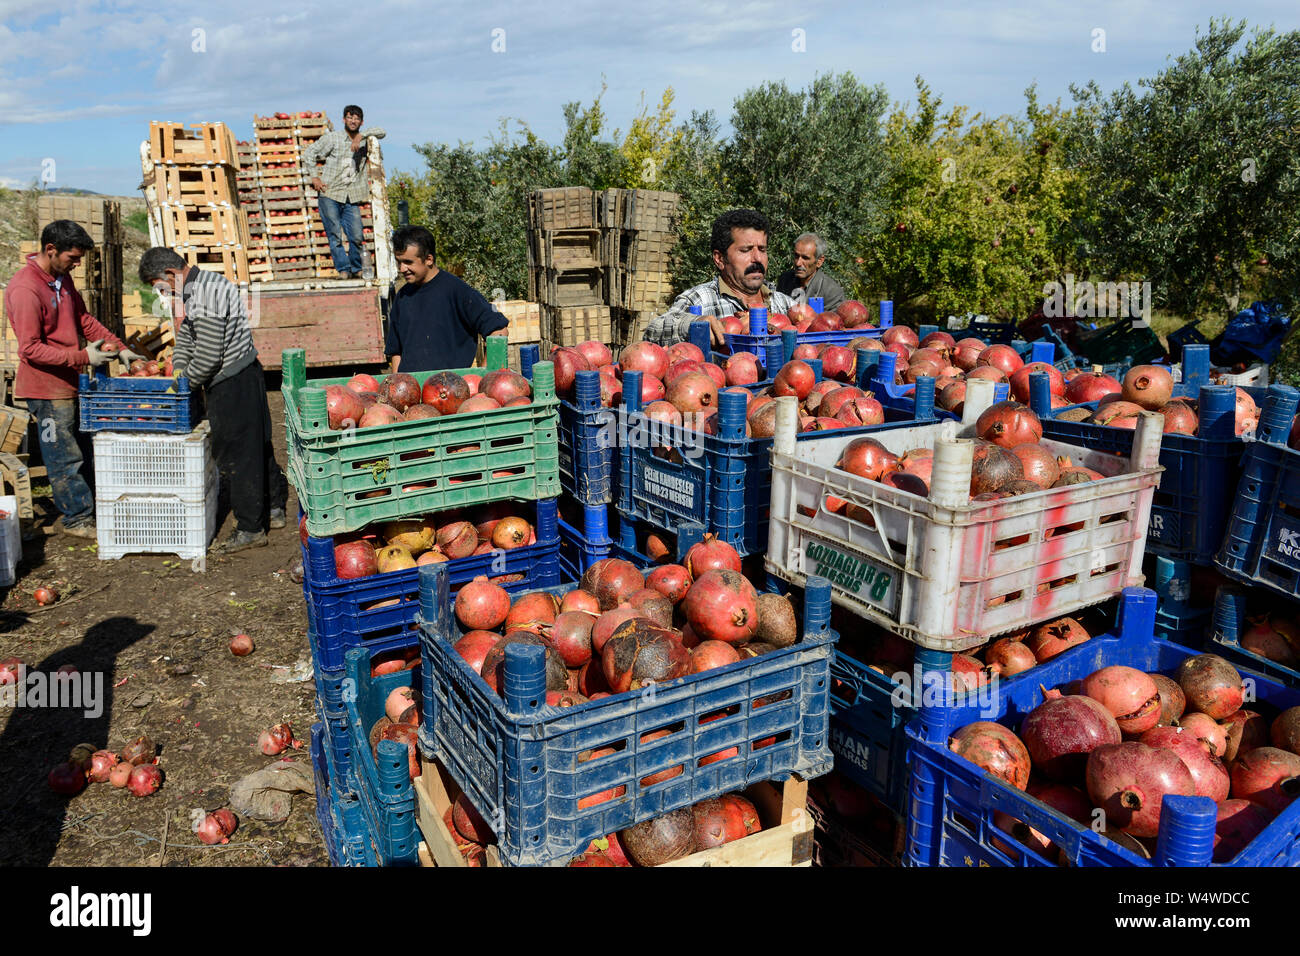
[117,348,147,368]
[84,339,116,368]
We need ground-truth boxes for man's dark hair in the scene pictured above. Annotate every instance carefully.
[711,209,769,256]
[138,247,189,283]
[392,225,435,261]
[40,220,94,254]
[343,104,363,121]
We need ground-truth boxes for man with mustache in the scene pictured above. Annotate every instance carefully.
[643,209,796,347]
[776,232,845,312]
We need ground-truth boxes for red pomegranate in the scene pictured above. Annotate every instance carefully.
[667,371,717,415]
[359,403,403,427]
[724,352,762,386]
[970,441,1024,496]
[1025,617,1090,662]
[1272,707,1300,755]
[1010,442,1060,488]
[621,342,670,381]
[503,591,559,633]
[835,395,885,427]
[881,325,919,349]
[619,807,696,865]
[1065,371,1122,405]
[1009,362,1065,404]
[838,437,898,480]
[976,401,1042,449]
[1174,654,1243,720]
[1214,800,1275,862]
[836,300,871,327]
[1020,693,1122,781]
[601,620,691,693]
[920,330,956,354]
[1229,747,1300,813]
[348,372,379,393]
[977,345,1024,376]
[1121,365,1173,410]
[575,340,613,368]
[591,605,646,655]
[380,373,422,412]
[324,385,364,429]
[436,521,477,559]
[1240,616,1300,668]
[480,632,568,695]
[692,794,762,848]
[985,638,1037,676]
[1149,673,1186,726]
[646,564,692,604]
[1178,712,1229,759]
[1140,726,1230,802]
[560,588,601,615]
[689,640,743,674]
[1081,666,1162,734]
[682,570,759,645]
[481,369,531,406]
[684,536,742,576]
[772,360,816,401]
[454,576,511,631]
[581,558,646,611]
[334,539,378,579]
[421,371,470,414]
[550,611,596,667]
[821,346,856,382]
[1086,741,1196,837]
[403,402,444,419]
[948,722,1031,790]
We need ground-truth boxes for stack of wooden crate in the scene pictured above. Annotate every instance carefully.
[601,188,679,347]
[251,115,314,282]
[33,195,126,337]
[528,187,612,350]
[236,141,270,281]
[144,122,248,284]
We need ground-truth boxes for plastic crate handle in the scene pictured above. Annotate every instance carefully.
[1256,384,1300,446]
[1153,795,1216,866]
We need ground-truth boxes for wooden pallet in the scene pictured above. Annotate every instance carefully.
[598,188,627,230]
[625,231,677,272]
[149,121,238,166]
[413,756,811,867]
[152,164,237,205]
[541,304,612,347]
[158,203,249,247]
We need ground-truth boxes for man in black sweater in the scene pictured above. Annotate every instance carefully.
[139,247,288,555]
[384,226,508,373]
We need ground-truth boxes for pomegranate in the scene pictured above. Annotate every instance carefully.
[1159,401,1199,436]
[421,371,470,414]
[948,722,1031,790]
[385,686,418,724]
[348,372,379,393]
[1229,747,1300,812]
[724,352,761,386]
[436,521,477,559]
[637,374,666,404]
[976,401,1042,449]
[643,399,683,429]
[1064,371,1122,404]
[48,761,86,796]
[693,794,762,848]
[920,330,956,354]
[549,348,592,397]
[747,401,779,438]
[985,638,1037,676]
[619,807,697,865]
[452,793,496,844]
[454,630,501,675]
[108,762,132,788]
[1178,712,1229,759]
[1025,618,1090,662]
[667,342,706,365]
[689,640,742,674]
[601,620,691,693]
[835,395,885,427]
[334,539,378,579]
[259,723,293,756]
[881,325,919,349]
[480,632,568,695]
[575,340,613,368]
[627,588,673,627]
[581,558,645,611]
[1241,616,1300,668]
[480,368,531,406]
[1140,726,1230,801]
[1020,693,1122,780]
[379,373,422,412]
[121,735,156,766]
[1214,800,1274,862]
[550,611,597,667]
[1224,709,1271,761]
[977,345,1024,376]
[503,591,559,633]
[836,300,871,327]
[1235,388,1259,435]
[967,365,1008,385]
[665,358,704,383]
[1054,466,1105,486]
[969,441,1024,496]
[1009,362,1064,404]
[1081,666,1162,734]
[684,536,742,577]
[682,570,759,645]
[455,576,510,631]
[755,593,798,648]
[772,360,816,401]
[1086,741,1196,837]
[375,543,415,572]
[1175,654,1243,720]
[621,341,670,381]
[1272,707,1300,755]
[490,516,531,550]
[937,381,967,414]
[229,633,254,656]
[127,764,163,797]
[87,750,119,784]
[1010,443,1060,489]
[820,346,856,382]
[953,340,985,371]
[1120,365,1173,410]
[324,385,365,429]
[360,403,405,428]
[560,589,601,615]
[646,565,692,604]
[1149,673,1186,726]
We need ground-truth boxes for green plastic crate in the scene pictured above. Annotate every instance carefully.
[283,338,560,536]
[1073,319,1165,367]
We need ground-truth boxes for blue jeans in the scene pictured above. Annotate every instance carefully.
[27,398,94,527]
[318,196,364,275]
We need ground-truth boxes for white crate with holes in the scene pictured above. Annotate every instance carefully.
[96,464,219,571]
[92,423,212,498]
[764,380,1166,652]
[0,496,20,587]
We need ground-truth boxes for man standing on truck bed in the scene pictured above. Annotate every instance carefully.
[384,226,508,373]
[4,220,144,538]
[303,105,386,279]
[138,247,288,555]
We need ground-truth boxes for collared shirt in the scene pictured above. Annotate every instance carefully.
[302,126,387,204]
[776,267,847,312]
[3,255,125,399]
[642,276,798,346]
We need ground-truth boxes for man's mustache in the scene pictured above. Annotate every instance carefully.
[745,264,765,274]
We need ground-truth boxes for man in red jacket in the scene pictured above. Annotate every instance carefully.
[3,220,143,537]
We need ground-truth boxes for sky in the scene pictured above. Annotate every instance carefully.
[1,0,1297,196]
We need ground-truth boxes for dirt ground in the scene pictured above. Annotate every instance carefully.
[0,387,332,868]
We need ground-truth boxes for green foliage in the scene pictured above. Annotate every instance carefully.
[1066,19,1300,320]
[658,110,730,290]
[617,89,685,190]
[124,209,149,234]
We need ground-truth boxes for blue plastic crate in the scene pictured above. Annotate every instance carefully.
[310,722,375,867]
[1206,584,1300,689]
[413,561,837,867]
[867,350,1016,420]
[1218,385,1300,601]
[616,366,937,557]
[721,303,894,359]
[342,647,422,867]
[1148,556,1212,646]
[556,501,614,582]
[78,369,200,434]
[829,650,914,814]
[963,319,1019,344]
[905,586,1300,867]
[1167,320,1210,364]
[316,699,356,797]
[1029,351,1267,564]
[302,498,561,671]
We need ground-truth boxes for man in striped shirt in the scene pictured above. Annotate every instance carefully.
[139,248,288,554]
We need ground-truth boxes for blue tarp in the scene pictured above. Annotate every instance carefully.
[1213,301,1292,367]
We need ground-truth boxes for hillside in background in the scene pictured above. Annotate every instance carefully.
[0,188,149,290]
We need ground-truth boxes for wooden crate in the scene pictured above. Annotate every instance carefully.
[598,188,627,229]
[180,245,249,285]
[158,203,249,247]
[613,307,661,349]
[529,187,595,230]
[152,164,237,205]
[538,229,601,271]
[0,451,33,521]
[0,406,30,456]
[149,121,238,167]
[36,196,122,245]
[122,291,150,322]
[623,189,679,232]
[543,267,604,307]
[541,304,612,347]
[626,231,677,272]
[495,300,541,343]
[622,269,674,311]
[414,756,812,867]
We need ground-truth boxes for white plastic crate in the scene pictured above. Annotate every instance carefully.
[765,381,1165,652]
[92,423,212,498]
[1215,364,1269,387]
[0,496,19,587]
[96,465,218,572]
